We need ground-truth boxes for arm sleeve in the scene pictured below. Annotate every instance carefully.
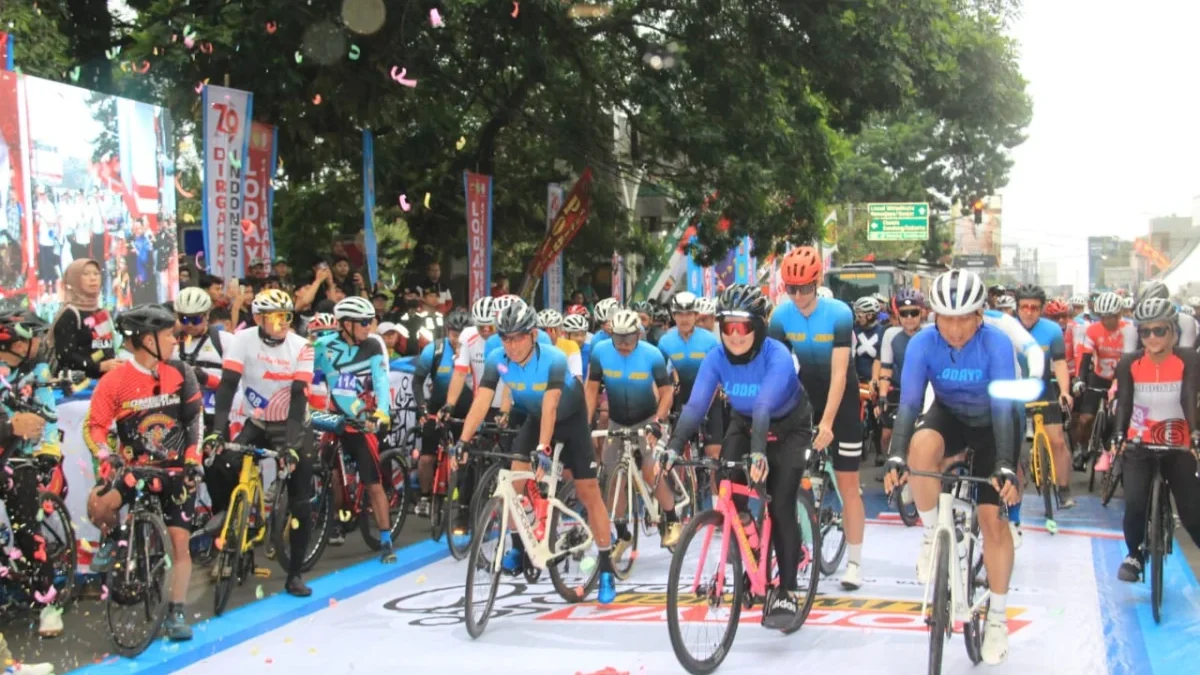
[651,351,670,388]
[369,342,390,417]
[411,344,433,408]
[211,370,243,439]
[880,327,898,368]
[286,380,310,449]
[749,345,797,457]
[986,333,1021,470]
[889,332,931,460]
[83,375,117,458]
[1112,353,1135,442]
[545,351,566,392]
[667,354,720,453]
[178,363,203,464]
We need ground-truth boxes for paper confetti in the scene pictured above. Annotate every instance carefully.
[456,137,467,150]
[33,587,56,605]
[231,156,243,170]
[0,566,8,578]
[339,510,352,523]
[329,598,338,607]
[69,67,81,82]
[430,9,444,27]
[100,584,109,600]
[512,2,520,18]
[424,193,431,209]
[105,46,121,59]
[80,539,92,552]
[295,51,304,64]
[349,45,361,60]
[266,21,278,34]
[398,195,411,211]
[256,585,265,599]
[313,94,322,105]
[416,574,427,584]
[389,66,418,88]
[291,518,300,530]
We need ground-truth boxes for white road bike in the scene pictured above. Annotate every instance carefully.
[464,442,599,638]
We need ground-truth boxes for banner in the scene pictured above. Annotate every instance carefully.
[685,231,704,295]
[543,183,566,311]
[734,236,753,284]
[202,84,253,280]
[0,70,33,310]
[714,245,738,291]
[1,32,12,71]
[464,171,494,306]
[612,251,624,303]
[632,212,693,301]
[242,122,276,271]
[362,130,378,286]
[519,167,594,300]
[703,266,715,297]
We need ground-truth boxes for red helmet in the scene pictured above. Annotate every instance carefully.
[1044,300,1068,318]
[780,246,822,285]
[566,304,591,319]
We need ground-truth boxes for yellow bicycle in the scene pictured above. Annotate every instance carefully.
[1025,401,1059,534]
[212,442,280,615]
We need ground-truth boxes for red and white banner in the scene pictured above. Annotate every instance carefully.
[464,171,493,306]
[519,168,594,301]
[202,85,253,280]
[242,121,276,269]
[0,70,35,306]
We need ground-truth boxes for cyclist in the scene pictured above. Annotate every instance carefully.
[1138,280,1196,349]
[1072,292,1136,467]
[0,311,65,637]
[312,296,395,562]
[695,296,717,333]
[414,309,473,525]
[483,297,553,357]
[878,289,926,458]
[85,304,203,641]
[538,309,583,379]
[585,309,679,552]
[1112,298,1200,581]
[455,303,618,603]
[994,294,1016,317]
[1014,285,1075,507]
[1044,300,1075,376]
[446,297,502,423]
[987,284,1008,309]
[589,297,622,350]
[657,292,722,464]
[666,284,812,628]
[882,269,1021,665]
[173,287,228,420]
[563,313,591,355]
[851,297,886,386]
[769,246,866,590]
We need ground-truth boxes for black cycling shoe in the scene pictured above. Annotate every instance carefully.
[285,575,313,597]
[762,592,798,630]
[1117,556,1142,583]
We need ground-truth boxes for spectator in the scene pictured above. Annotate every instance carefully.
[392,283,442,356]
[272,257,294,293]
[377,322,402,359]
[372,290,393,319]
[417,261,452,313]
[490,277,510,298]
[200,274,225,309]
[52,258,122,379]
[179,266,192,288]
[331,254,366,298]
[209,307,232,332]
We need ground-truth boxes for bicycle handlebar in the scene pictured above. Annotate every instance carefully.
[221,443,281,460]
[591,427,647,440]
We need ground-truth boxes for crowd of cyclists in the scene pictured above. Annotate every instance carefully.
[0,244,1198,673]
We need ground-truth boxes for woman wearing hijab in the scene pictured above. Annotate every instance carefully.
[52,258,122,379]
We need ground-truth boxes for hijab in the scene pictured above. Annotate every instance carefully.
[63,258,102,312]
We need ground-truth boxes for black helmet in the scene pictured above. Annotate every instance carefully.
[988,284,1007,295]
[496,304,538,335]
[118,304,177,341]
[1138,280,1170,302]
[445,309,472,333]
[0,310,49,346]
[631,301,652,314]
[1132,297,1177,324]
[1014,284,1046,304]
[717,284,770,320]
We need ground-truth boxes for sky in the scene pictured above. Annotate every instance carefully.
[1000,1,1200,290]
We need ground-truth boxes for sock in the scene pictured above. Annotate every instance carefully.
[615,523,631,541]
[1008,501,1022,525]
[1059,484,1072,498]
[848,544,863,566]
[989,593,1008,623]
[510,533,523,551]
[663,508,679,524]
[379,530,392,547]
[598,547,614,574]
[919,509,938,532]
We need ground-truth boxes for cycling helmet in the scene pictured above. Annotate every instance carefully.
[816,286,833,299]
[537,308,564,329]
[1138,280,1170,301]
[779,246,821,285]
[446,309,472,332]
[1188,296,1200,307]
[695,297,717,316]
[670,291,698,313]
[562,314,589,332]
[333,296,376,320]
[1068,294,1088,307]
[0,311,49,346]
[609,309,642,336]
[251,288,294,314]
[1093,292,1124,316]
[988,284,1007,295]
[1133,297,1177,324]
[496,303,538,335]
[654,306,670,323]
[852,297,881,315]
[927,270,987,316]
[892,288,926,312]
[1014,284,1046,304]
[565,304,591,319]
[175,287,213,315]
[994,295,1016,310]
[1043,300,1069,318]
[1181,305,1196,316]
[595,298,622,323]
[1122,296,1135,309]
[307,313,338,333]
[471,296,496,326]
[717,284,770,320]
[118,304,177,340]
[631,301,652,315]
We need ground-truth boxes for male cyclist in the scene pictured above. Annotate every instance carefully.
[563,313,591,356]
[994,294,1016,317]
[878,290,926,458]
[695,296,717,333]
[585,309,679,552]
[1112,298,1200,581]
[414,309,473,525]
[883,269,1022,665]
[173,287,228,422]
[851,296,887,386]
[667,284,813,627]
[312,296,395,562]
[455,304,617,603]
[538,309,583,379]
[657,292,722,465]
[1072,292,1137,466]
[85,304,203,640]
[770,246,866,589]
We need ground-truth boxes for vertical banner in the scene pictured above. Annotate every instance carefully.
[820,209,838,270]
[0,32,12,71]
[703,267,715,297]
[685,233,704,295]
[543,183,565,311]
[519,168,594,301]
[202,85,253,280]
[362,130,378,286]
[0,70,34,308]
[734,236,752,284]
[242,122,276,271]
[464,171,494,306]
[612,251,624,303]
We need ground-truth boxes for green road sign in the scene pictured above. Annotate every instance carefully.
[867,202,930,241]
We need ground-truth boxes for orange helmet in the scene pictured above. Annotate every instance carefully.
[1044,300,1068,318]
[780,246,822,285]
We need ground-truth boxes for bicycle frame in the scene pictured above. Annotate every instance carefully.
[217,447,276,553]
[691,478,775,600]
[596,428,691,530]
[1026,404,1058,488]
[807,447,844,507]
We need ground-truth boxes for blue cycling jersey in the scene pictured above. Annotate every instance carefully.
[0,361,59,456]
[313,333,391,419]
[656,326,720,403]
[768,297,855,388]
[479,343,584,419]
[484,330,553,358]
[890,323,1020,468]
[983,309,1044,380]
[412,339,466,409]
[587,340,671,425]
[668,338,804,457]
[852,323,887,382]
[1020,317,1065,388]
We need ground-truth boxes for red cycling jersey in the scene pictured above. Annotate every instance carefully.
[1114,349,1199,445]
[1081,319,1137,380]
[84,359,203,466]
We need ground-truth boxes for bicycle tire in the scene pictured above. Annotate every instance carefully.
[666,509,743,675]
[1101,453,1123,507]
[927,529,951,675]
[430,495,446,541]
[605,461,639,580]
[547,482,600,603]
[963,511,985,664]
[446,463,476,560]
[360,450,409,550]
[37,491,77,608]
[271,472,333,573]
[464,496,506,639]
[897,483,920,527]
[782,489,822,634]
[1036,435,1055,528]
[818,469,847,576]
[471,462,503,526]
[1150,476,1165,623]
[214,491,248,616]
[105,511,171,657]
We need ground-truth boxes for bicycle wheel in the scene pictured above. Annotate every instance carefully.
[37,491,78,608]
[105,511,172,657]
[897,483,920,527]
[471,462,502,526]
[670,463,699,523]
[271,467,333,573]
[547,483,601,603]
[781,489,822,635]
[963,513,986,664]
[817,470,847,576]
[464,496,507,639]
[1101,453,1123,507]
[430,494,446,541]
[1150,477,1165,623]
[605,461,639,580]
[1036,435,1056,530]
[360,449,409,550]
[447,462,476,560]
[214,491,248,616]
[666,509,743,675]
[926,529,952,675]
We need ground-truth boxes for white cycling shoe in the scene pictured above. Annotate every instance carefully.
[840,562,863,590]
[982,619,1009,665]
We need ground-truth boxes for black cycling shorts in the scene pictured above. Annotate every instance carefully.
[513,410,597,480]
[114,472,196,530]
[722,397,812,473]
[881,390,900,429]
[338,431,382,486]
[1077,376,1112,417]
[671,395,726,448]
[916,402,1018,507]
[808,380,864,472]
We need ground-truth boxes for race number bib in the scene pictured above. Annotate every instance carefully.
[333,372,359,397]
[202,390,216,414]
[245,387,268,411]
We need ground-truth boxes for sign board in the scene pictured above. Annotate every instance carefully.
[867,202,929,241]
[953,255,998,269]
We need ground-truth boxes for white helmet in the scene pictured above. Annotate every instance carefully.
[852,297,881,314]
[994,295,1016,310]
[694,297,717,316]
[471,297,496,326]
[816,286,833,299]
[595,298,622,323]
[609,309,642,336]
[491,295,516,316]
[333,296,376,320]
[1069,294,1088,306]
[670,291,698,313]
[1180,305,1196,316]
[176,287,213,315]
[251,289,294,314]
[1188,296,1200,307]
[1121,296,1135,309]
[562,314,588,332]
[927,270,987,317]
[537,308,564,329]
[1093,292,1123,316]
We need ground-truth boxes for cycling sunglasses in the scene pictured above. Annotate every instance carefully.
[500,331,531,343]
[1139,326,1171,338]
[720,321,754,337]
[898,309,922,319]
[611,333,639,347]
[346,317,373,327]
[1018,303,1042,313]
[263,311,295,324]
[785,282,817,296]
[178,314,205,326]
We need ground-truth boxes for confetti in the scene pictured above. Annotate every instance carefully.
[200,42,214,55]
[339,510,352,523]
[266,658,273,664]
[313,94,322,105]
[309,648,318,654]
[100,584,109,600]
[456,137,467,151]
[7,548,21,561]
[185,36,196,49]
[231,155,243,170]
[423,193,431,209]
[137,60,150,74]
[256,585,264,599]
[511,2,520,18]
[329,598,338,607]
[33,587,56,605]
[0,566,7,578]
[266,21,278,34]
[416,574,427,584]
[430,9,444,27]
[295,51,304,64]
[284,637,293,643]
[291,518,300,530]
[349,45,361,60]
[389,66,418,87]
[194,82,205,94]
[398,194,411,211]
[69,67,81,82]
[105,46,121,59]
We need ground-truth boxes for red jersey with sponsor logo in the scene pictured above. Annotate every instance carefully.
[84,359,202,465]
[1115,349,1198,444]
[1081,319,1137,379]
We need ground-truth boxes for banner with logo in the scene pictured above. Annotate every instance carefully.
[543,183,565,311]
[632,212,692,302]
[519,167,594,301]
[362,130,378,286]
[464,171,494,306]
[1,32,12,71]
[242,121,276,271]
[0,70,34,310]
[734,236,753,284]
[202,85,253,280]
[612,251,624,303]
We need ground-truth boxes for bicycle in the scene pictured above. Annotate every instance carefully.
[464,442,600,638]
[210,442,281,616]
[595,426,695,579]
[1081,385,1115,496]
[426,420,455,542]
[1127,441,1196,623]
[1024,401,1060,534]
[448,421,519,561]
[668,410,714,512]
[860,383,885,466]
[0,456,77,615]
[803,445,846,576]
[665,453,822,674]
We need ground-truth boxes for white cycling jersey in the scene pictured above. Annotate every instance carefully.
[1177,313,1197,349]
[222,328,315,423]
[983,309,1045,380]
[454,326,501,408]
[173,328,232,413]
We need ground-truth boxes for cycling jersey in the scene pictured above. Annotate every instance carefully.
[313,333,390,420]
[879,326,919,386]
[555,337,583,379]
[412,338,468,410]
[1177,313,1197,350]
[890,324,1020,469]
[668,338,803,457]
[1114,348,1199,444]
[0,361,59,457]
[454,326,503,408]
[85,359,202,465]
[174,328,231,412]
[1081,319,1138,380]
[852,323,887,382]
[219,329,315,423]
[656,326,720,403]
[1062,321,1076,376]
[479,343,584,419]
[1020,317,1066,388]
[983,309,1045,380]
[587,340,671,426]
[767,297,855,387]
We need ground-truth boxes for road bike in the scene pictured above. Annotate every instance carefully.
[1024,401,1060,534]
[803,445,847,575]
[0,457,77,618]
[1127,441,1195,623]
[211,443,280,616]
